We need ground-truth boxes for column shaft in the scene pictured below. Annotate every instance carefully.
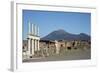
[28,38,31,56]
[32,39,35,55]
[37,40,40,51]
[35,40,38,51]
[34,39,36,51]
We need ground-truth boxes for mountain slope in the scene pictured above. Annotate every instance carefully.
[41,29,90,41]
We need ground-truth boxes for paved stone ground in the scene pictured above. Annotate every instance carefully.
[23,48,91,62]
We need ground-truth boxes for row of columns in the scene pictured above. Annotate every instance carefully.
[28,21,39,36]
[27,21,40,57]
[28,39,40,56]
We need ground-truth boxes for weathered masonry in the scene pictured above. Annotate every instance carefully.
[27,22,40,58]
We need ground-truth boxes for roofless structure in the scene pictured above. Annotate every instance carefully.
[27,22,40,58]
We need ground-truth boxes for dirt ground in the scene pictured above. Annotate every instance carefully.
[23,48,91,62]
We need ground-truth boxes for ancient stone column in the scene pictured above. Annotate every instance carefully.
[27,38,31,58]
[32,24,34,35]
[35,40,38,51]
[32,39,35,55]
[34,25,37,35]
[37,26,39,36]
[34,39,37,51]
[55,40,59,54]
[37,40,40,51]
[28,21,31,34]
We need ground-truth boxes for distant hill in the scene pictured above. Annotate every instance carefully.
[41,29,90,41]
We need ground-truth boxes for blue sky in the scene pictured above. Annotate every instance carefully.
[23,10,91,40]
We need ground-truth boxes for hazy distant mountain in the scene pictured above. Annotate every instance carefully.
[41,29,90,41]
